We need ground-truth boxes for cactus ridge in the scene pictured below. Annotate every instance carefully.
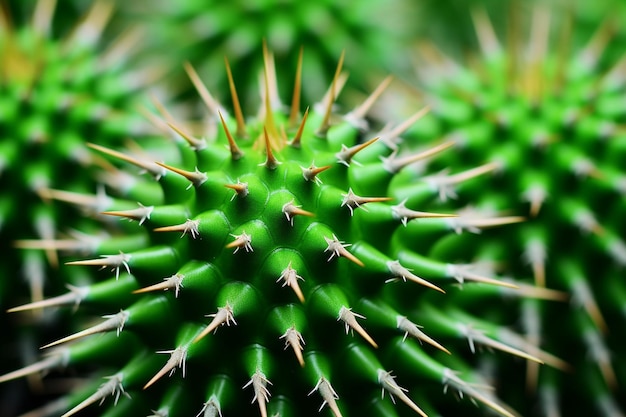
[3,48,566,417]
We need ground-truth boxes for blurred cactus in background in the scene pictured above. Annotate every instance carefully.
[412,0,511,59]
[118,0,418,109]
[0,0,175,413]
[397,2,626,415]
[0,0,171,305]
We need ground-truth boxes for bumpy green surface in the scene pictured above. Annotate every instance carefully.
[1,51,562,416]
[407,6,626,416]
[121,0,417,106]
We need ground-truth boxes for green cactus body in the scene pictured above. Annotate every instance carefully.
[406,5,626,415]
[120,0,417,106]
[2,50,564,416]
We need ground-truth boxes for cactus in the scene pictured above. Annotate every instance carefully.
[404,4,626,415]
[120,0,417,107]
[1,44,570,417]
